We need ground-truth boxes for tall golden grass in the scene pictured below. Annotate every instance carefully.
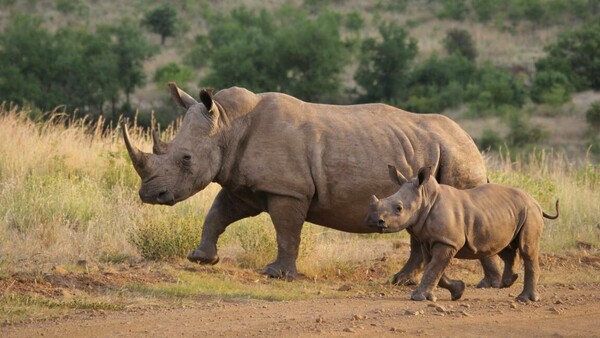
[0,105,598,278]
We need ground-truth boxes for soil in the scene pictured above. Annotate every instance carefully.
[2,253,600,337]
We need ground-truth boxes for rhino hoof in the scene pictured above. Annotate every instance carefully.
[411,290,436,302]
[263,264,297,281]
[502,273,519,288]
[392,273,419,286]
[187,249,219,265]
[476,276,502,289]
[450,281,465,301]
[517,292,540,302]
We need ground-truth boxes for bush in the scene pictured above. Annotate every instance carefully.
[154,62,193,86]
[185,35,210,69]
[479,128,503,150]
[443,28,477,61]
[530,71,573,105]
[466,63,525,117]
[131,214,201,260]
[505,112,547,148]
[536,21,600,91]
[586,101,600,129]
[438,0,469,20]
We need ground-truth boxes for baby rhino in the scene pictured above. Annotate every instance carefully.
[366,165,559,302]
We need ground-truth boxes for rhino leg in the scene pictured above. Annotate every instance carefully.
[498,247,519,288]
[411,244,457,302]
[516,224,541,302]
[392,236,425,285]
[438,273,465,301]
[263,196,309,281]
[476,255,503,288]
[188,189,260,265]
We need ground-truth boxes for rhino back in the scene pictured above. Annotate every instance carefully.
[218,92,486,232]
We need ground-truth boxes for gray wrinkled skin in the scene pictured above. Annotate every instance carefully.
[124,83,503,283]
[366,166,559,302]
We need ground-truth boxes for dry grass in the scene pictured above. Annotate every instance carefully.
[0,106,598,282]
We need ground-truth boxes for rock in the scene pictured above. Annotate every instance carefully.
[510,302,518,309]
[435,305,447,313]
[338,284,352,292]
[550,307,563,314]
[569,286,576,290]
[343,327,355,333]
[404,309,422,316]
[555,299,564,305]
[460,310,473,317]
[433,312,445,317]
[316,316,325,323]
[352,314,365,321]
[460,303,471,309]
[427,303,437,308]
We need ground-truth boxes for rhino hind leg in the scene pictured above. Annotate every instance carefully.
[438,274,465,301]
[262,196,308,281]
[475,255,503,288]
[498,247,519,288]
[392,236,425,285]
[516,224,542,302]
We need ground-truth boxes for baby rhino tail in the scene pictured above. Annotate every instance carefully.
[543,200,559,220]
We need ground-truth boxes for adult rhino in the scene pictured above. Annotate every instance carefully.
[124,83,503,287]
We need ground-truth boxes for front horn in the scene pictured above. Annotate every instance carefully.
[122,122,149,175]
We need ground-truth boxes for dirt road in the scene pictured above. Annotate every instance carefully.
[3,281,600,337]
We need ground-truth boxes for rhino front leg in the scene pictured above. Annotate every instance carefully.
[188,189,260,264]
[263,195,309,280]
[392,236,426,285]
[411,244,457,302]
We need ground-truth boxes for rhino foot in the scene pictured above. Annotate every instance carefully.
[449,280,465,301]
[187,249,219,265]
[411,290,436,302]
[476,276,502,289]
[516,291,540,302]
[263,263,297,281]
[502,273,519,288]
[392,271,419,286]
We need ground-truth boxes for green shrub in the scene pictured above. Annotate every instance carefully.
[131,214,201,260]
[154,62,193,86]
[479,128,503,150]
[438,0,469,20]
[530,71,572,105]
[586,101,600,129]
[185,35,211,69]
[466,63,525,117]
[443,28,477,61]
[505,112,547,148]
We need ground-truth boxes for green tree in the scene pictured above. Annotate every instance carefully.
[535,21,600,91]
[154,62,193,86]
[102,21,155,116]
[142,5,178,45]
[530,70,572,105]
[443,28,477,61]
[354,21,418,103]
[203,6,348,102]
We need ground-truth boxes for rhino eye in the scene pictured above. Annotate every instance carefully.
[182,154,192,164]
[395,205,403,213]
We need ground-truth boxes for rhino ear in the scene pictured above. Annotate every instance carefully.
[417,167,432,187]
[199,88,215,115]
[388,164,407,186]
[168,82,198,109]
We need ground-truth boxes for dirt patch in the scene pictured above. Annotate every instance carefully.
[2,252,600,337]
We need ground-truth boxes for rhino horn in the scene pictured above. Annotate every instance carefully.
[152,130,168,155]
[123,122,149,175]
[369,195,379,204]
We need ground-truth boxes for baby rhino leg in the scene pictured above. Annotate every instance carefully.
[438,274,465,301]
[498,247,519,288]
[517,220,542,302]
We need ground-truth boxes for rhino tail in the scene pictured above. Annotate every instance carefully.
[542,199,559,220]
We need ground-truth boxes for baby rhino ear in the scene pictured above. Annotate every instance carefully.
[417,167,432,187]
